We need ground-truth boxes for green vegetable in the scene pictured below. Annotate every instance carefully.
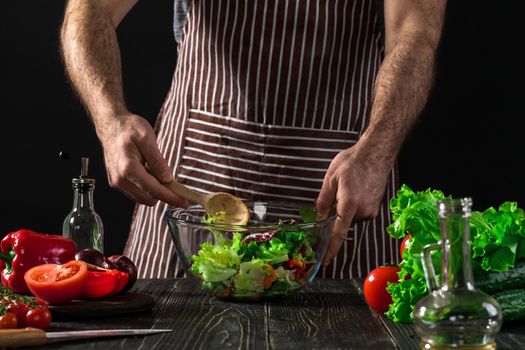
[232,260,266,297]
[385,185,446,323]
[470,202,525,272]
[190,234,241,283]
[265,267,301,297]
[385,184,525,323]
[492,288,525,322]
[299,207,317,223]
[475,260,525,294]
[190,207,318,299]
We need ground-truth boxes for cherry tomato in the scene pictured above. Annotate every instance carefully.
[7,301,29,328]
[24,260,89,304]
[363,265,401,313]
[34,298,49,307]
[25,307,52,330]
[400,233,411,258]
[0,312,18,329]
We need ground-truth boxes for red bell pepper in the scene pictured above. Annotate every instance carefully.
[0,229,77,294]
[79,263,129,299]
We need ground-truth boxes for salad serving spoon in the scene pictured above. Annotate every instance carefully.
[165,180,250,225]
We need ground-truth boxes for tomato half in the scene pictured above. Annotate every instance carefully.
[24,260,88,304]
[400,233,411,258]
[363,265,401,313]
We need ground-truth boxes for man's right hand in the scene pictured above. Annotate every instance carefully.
[98,113,188,207]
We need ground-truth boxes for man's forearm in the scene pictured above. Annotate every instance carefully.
[358,1,446,172]
[358,31,440,170]
[60,0,129,139]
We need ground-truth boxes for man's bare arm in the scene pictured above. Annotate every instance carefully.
[359,0,447,174]
[60,0,184,207]
[318,0,447,266]
[61,0,135,125]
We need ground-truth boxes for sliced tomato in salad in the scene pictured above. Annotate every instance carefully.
[262,264,276,289]
[285,258,307,280]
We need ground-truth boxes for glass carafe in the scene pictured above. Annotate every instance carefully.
[414,198,502,350]
[63,157,104,252]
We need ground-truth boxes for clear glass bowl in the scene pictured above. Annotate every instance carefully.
[165,201,336,301]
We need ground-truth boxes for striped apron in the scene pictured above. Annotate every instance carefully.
[125,0,401,279]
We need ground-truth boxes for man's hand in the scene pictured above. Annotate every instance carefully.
[98,113,187,207]
[316,145,390,267]
[317,0,446,267]
[60,1,186,207]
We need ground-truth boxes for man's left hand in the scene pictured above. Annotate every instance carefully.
[316,145,391,267]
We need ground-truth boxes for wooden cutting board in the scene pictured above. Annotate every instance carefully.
[48,292,155,321]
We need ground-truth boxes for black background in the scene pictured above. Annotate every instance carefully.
[2,1,524,256]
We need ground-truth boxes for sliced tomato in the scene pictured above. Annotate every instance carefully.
[24,260,88,305]
[287,258,307,280]
[262,264,276,290]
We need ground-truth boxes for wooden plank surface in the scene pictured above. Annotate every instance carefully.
[14,278,525,350]
[268,279,396,349]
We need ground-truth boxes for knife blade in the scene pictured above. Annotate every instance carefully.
[0,327,172,348]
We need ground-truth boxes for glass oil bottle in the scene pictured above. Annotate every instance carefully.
[414,198,502,350]
[63,157,104,252]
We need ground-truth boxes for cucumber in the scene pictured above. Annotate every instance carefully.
[474,260,525,294]
[492,288,525,322]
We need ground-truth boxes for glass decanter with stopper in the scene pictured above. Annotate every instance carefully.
[414,197,502,350]
[63,157,104,252]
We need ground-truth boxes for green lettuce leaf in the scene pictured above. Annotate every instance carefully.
[384,184,525,324]
[232,260,266,297]
[471,201,525,272]
[254,238,290,265]
[190,239,241,283]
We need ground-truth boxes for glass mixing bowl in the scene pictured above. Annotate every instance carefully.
[165,201,336,301]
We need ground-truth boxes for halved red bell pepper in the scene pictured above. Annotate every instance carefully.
[79,264,129,299]
[0,229,77,294]
[112,270,129,296]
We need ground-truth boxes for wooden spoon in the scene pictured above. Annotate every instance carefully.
[165,181,250,225]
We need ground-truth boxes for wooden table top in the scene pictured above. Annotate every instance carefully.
[22,278,525,350]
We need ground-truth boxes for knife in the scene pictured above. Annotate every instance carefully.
[0,327,172,348]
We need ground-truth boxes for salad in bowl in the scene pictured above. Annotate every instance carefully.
[165,201,336,300]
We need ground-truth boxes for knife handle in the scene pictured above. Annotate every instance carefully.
[0,327,46,347]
